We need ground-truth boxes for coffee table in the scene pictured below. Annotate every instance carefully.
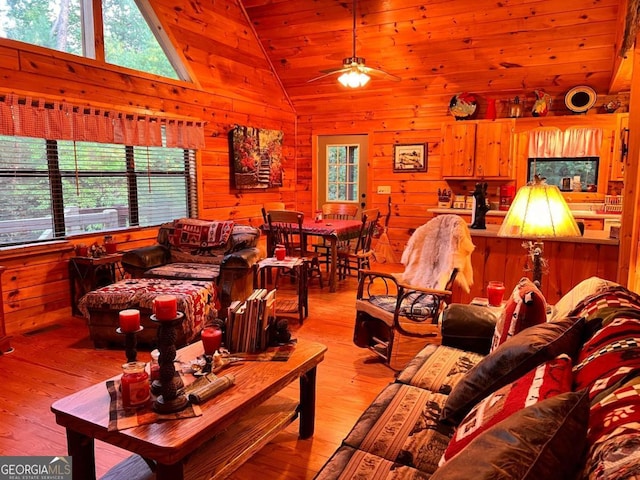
[51,338,327,480]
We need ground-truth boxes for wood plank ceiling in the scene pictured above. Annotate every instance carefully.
[237,0,629,117]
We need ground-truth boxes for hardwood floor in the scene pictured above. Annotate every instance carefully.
[0,273,408,479]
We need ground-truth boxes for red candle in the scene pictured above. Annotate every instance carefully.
[201,327,222,355]
[119,309,140,333]
[154,295,178,320]
[487,281,506,307]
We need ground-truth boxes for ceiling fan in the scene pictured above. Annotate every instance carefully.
[307,0,401,88]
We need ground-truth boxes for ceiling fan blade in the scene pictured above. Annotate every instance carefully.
[363,66,401,81]
[307,68,350,83]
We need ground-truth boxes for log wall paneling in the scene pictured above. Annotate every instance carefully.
[0,0,296,335]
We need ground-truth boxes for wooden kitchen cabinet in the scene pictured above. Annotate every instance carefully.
[442,119,514,179]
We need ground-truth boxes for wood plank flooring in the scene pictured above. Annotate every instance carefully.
[0,271,418,479]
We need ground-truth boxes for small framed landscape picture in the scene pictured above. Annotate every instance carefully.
[393,143,427,172]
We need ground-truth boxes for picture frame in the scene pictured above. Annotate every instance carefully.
[230,125,284,189]
[393,143,427,172]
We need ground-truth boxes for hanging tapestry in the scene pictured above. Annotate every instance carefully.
[230,125,283,189]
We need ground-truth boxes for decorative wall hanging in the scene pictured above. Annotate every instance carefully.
[393,143,427,172]
[449,92,477,120]
[230,125,283,189]
[565,86,596,114]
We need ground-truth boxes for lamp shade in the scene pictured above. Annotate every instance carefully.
[498,177,581,239]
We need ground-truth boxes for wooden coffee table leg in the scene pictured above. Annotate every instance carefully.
[299,366,317,439]
[156,462,184,480]
[67,429,96,480]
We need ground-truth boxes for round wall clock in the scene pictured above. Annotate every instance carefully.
[565,86,596,113]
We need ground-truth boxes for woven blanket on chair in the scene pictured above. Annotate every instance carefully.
[400,215,474,292]
[170,218,234,249]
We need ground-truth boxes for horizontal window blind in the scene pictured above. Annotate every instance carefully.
[0,132,196,247]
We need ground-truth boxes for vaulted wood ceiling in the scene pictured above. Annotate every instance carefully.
[155,0,632,118]
[244,0,631,116]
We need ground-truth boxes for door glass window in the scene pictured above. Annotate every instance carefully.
[327,144,358,202]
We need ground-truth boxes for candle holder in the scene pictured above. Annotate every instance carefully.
[150,312,188,413]
[116,326,144,362]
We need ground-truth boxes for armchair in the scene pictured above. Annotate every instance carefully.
[121,218,261,317]
[353,215,475,369]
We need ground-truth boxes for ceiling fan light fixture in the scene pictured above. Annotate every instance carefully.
[338,69,370,88]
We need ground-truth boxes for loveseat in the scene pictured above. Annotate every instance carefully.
[121,218,261,317]
[316,277,640,479]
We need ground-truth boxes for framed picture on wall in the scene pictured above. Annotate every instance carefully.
[393,143,427,172]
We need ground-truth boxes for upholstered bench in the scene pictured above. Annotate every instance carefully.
[78,278,218,348]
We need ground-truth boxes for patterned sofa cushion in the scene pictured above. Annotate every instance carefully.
[315,445,430,480]
[396,344,484,395]
[343,382,454,475]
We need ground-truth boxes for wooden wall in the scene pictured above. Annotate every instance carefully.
[0,0,296,335]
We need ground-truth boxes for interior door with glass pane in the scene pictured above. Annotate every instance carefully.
[317,135,368,211]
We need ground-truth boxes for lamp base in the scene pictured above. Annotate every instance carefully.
[523,240,545,288]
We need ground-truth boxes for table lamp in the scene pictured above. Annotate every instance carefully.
[497,175,581,287]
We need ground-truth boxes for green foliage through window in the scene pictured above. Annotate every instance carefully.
[0,0,179,79]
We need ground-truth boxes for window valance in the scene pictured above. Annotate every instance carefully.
[528,127,603,158]
[0,94,205,149]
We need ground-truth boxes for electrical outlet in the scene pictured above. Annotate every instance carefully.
[377,185,391,194]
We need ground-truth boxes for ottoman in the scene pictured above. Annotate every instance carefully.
[78,278,218,348]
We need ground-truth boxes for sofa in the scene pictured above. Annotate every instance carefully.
[121,218,261,317]
[316,276,640,480]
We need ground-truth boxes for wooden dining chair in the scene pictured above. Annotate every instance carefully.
[337,208,380,281]
[261,201,286,224]
[313,203,359,270]
[265,210,323,288]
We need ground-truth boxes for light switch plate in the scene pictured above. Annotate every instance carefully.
[377,185,391,194]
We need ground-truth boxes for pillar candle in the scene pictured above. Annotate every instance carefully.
[119,309,140,333]
[154,295,178,320]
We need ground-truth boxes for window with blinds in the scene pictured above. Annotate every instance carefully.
[0,133,196,246]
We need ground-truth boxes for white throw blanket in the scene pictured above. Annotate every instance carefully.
[400,215,475,292]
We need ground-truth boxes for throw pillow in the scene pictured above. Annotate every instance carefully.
[440,355,573,464]
[490,277,547,351]
[170,218,234,249]
[441,316,584,426]
[430,390,590,480]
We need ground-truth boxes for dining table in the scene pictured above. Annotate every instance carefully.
[301,218,363,291]
[263,218,363,292]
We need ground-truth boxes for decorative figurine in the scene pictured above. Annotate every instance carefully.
[470,182,490,230]
[532,89,552,117]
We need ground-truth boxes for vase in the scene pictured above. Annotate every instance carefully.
[485,99,497,120]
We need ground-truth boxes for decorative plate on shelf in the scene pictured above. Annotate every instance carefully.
[449,93,477,120]
[565,86,596,113]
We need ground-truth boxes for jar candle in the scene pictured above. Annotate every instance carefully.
[121,361,150,408]
[154,295,178,320]
[487,281,506,307]
[119,309,140,333]
[201,326,223,355]
[274,244,286,261]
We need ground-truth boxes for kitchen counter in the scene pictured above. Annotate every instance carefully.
[465,224,618,246]
[428,208,622,220]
